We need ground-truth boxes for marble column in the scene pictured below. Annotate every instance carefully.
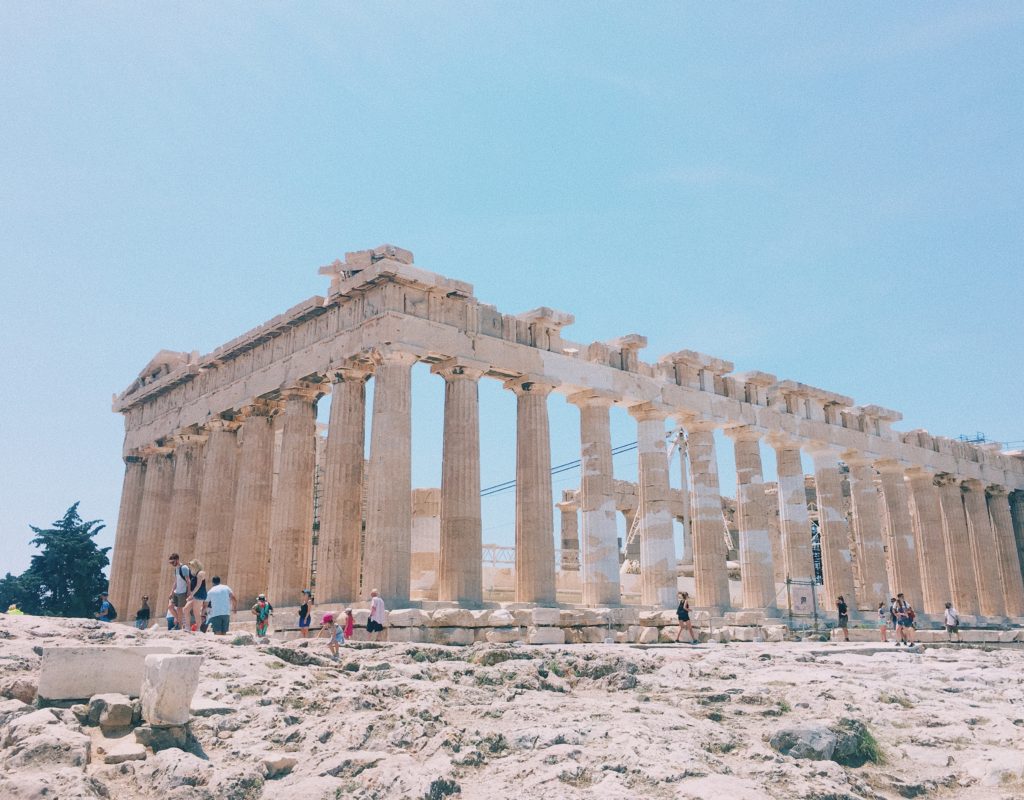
[1011,491,1024,581]
[875,460,924,607]
[809,448,857,610]
[363,351,417,607]
[433,359,485,606]
[227,400,278,608]
[506,376,557,605]
[192,418,241,581]
[411,488,441,599]
[570,391,621,607]
[161,430,207,567]
[128,447,175,612]
[316,365,370,603]
[962,479,1005,618]
[769,436,814,584]
[844,456,889,609]
[987,487,1024,618]
[631,403,677,608]
[905,467,952,615]
[557,498,580,571]
[267,383,322,603]
[726,427,775,610]
[683,418,730,610]
[108,454,146,620]
[934,474,980,616]
[677,434,694,567]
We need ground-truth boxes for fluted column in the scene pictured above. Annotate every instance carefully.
[506,376,556,605]
[769,436,814,584]
[267,382,322,603]
[682,417,730,610]
[934,474,980,615]
[128,447,174,610]
[1011,491,1024,580]
[227,400,279,607]
[844,455,889,609]
[677,435,694,567]
[557,499,580,571]
[726,427,775,610]
[192,418,241,580]
[108,454,146,619]
[630,403,676,608]
[363,350,417,607]
[962,479,1005,617]
[875,460,924,606]
[316,365,370,603]
[905,467,952,615]
[807,447,856,609]
[570,391,621,606]
[987,487,1024,618]
[162,430,207,564]
[433,359,485,606]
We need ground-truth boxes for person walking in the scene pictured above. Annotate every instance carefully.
[894,593,915,646]
[167,553,191,630]
[343,608,355,642]
[367,589,387,641]
[298,589,314,638]
[183,559,208,633]
[317,613,344,660]
[94,591,115,622]
[944,601,961,643]
[876,602,888,643]
[251,594,274,637]
[204,576,236,636]
[135,596,151,630]
[836,595,850,642]
[675,591,696,643]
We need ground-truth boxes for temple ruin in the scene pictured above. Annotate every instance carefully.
[110,245,1024,628]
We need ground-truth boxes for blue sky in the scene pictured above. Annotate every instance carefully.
[1,4,1021,576]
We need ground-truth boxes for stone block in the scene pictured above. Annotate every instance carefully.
[423,627,474,646]
[487,609,517,627]
[527,627,566,645]
[532,608,561,626]
[353,609,371,627]
[141,654,203,726]
[512,609,533,627]
[429,608,475,628]
[88,693,134,731]
[0,678,37,705]
[579,608,606,626]
[558,609,584,626]
[764,625,787,643]
[626,625,642,643]
[99,737,147,764]
[725,626,764,642]
[387,609,428,627]
[639,610,676,626]
[468,610,493,627]
[638,626,660,644]
[134,723,188,751]
[382,626,422,642]
[658,627,679,643]
[607,607,640,626]
[485,627,523,644]
[37,646,173,701]
[724,610,766,626]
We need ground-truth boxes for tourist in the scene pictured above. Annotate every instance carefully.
[944,601,961,643]
[251,594,274,637]
[167,553,191,630]
[135,596,151,630]
[675,591,696,644]
[877,602,888,643]
[298,589,314,638]
[888,596,898,632]
[343,608,355,641]
[6,604,24,615]
[94,591,115,622]
[367,589,387,641]
[318,612,344,659]
[165,598,176,630]
[183,559,208,633]
[836,595,849,642]
[204,576,236,636]
[894,593,915,646]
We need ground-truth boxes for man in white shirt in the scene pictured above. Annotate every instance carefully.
[204,576,237,636]
[943,601,961,643]
[367,589,387,642]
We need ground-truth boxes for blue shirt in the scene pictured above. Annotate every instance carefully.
[97,600,112,621]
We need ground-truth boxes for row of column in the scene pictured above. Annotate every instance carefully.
[110,349,1024,617]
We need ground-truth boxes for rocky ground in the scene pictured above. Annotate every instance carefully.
[1,614,1023,800]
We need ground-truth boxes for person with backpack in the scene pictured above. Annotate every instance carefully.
[894,592,915,646]
[94,591,116,623]
[836,595,850,642]
[944,601,961,643]
[298,589,314,638]
[135,596,151,630]
[251,594,274,637]
[167,553,191,631]
[183,559,208,633]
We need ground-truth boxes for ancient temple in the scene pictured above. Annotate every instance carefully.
[109,245,1024,624]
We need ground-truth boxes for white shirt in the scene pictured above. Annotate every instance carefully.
[172,565,191,594]
[944,607,960,626]
[369,596,386,624]
[206,584,233,618]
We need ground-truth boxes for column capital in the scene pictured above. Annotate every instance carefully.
[765,432,801,450]
[804,440,841,460]
[628,400,671,422]
[326,361,373,384]
[723,424,761,442]
[279,380,326,402]
[431,356,488,382]
[167,429,209,448]
[566,389,618,408]
[504,374,557,396]
[371,347,419,368]
[674,412,717,432]
[904,465,938,480]
[556,499,580,512]
[961,477,986,492]
[204,417,243,433]
[140,444,174,459]
[239,397,284,419]
[933,472,961,488]
[872,457,908,474]
[987,484,1010,497]
[840,450,873,467]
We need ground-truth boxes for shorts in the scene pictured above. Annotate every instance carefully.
[333,631,345,644]
[173,593,188,609]
[194,589,207,601]
[838,615,849,628]
[677,612,690,623]
[945,624,959,634]
[366,619,384,633]
[299,616,311,629]
[209,615,230,635]
[877,619,887,629]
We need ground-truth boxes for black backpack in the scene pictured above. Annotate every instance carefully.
[106,602,117,621]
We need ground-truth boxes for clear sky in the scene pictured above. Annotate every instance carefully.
[1,3,1021,577]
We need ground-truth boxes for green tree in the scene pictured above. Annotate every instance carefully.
[17,504,109,618]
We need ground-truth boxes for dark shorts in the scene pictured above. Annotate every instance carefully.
[299,616,311,628]
[194,589,207,601]
[209,615,230,635]
[173,593,188,609]
[366,619,384,633]
[838,615,849,627]
[946,624,959,634]
[677,612,690,622]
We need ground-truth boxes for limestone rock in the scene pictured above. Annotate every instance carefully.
[487,609,516,627]
[429,608,474,628]
[638,626,660,644]
[134,723,188,751]
[2,726,91,770]
[0,678,37,705]
[261,753,298,778]
[485,627,523,644]
[0,698,32,728]
[769,724,837,761]
[531,608,561,626]
[87,693,134,731]
[0,769,108,799]
[37,646,172,701]
[387,609,428,627]
[98,736,147,764]
[527,627,565,645]
[190,697,235,717]
[138,748,213,790]
[140,654,202,726]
